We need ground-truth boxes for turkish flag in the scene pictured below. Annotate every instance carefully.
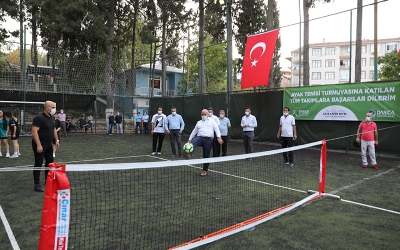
[241,29,280,89]
[398,49,400,56]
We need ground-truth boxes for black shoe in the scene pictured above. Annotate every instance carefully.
[179,154,182,158]
[172,154,176,157]
[34,184,44,192]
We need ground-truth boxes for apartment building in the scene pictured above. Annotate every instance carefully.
[286,38,400,86]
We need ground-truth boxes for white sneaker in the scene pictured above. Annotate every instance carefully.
[9,154,18,158]
[156,152,161,155]
[151,152,156,156]
[53,153,56,158]
[6,153,10,157]
[0,152,2,157]
[17,152,21,156]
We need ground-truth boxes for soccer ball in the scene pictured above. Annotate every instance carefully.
[183,143,194,153]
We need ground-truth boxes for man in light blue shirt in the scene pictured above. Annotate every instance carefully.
[135,112,143,134]
[218,110,231,156]
[166,107,185,157]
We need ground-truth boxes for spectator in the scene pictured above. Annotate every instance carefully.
[67,116,77,133]
[142,112,149,134]
[58,109,67,137]
[0,110,10,157]
[186,109,223,176]
[217,110,231,156]
[108,112,115,135]
[356,112,379,169]
[241,107,257,160]
[135,112,142,134]
[115,112,123,134]
[207,107,221,157]
[4,111,20,158]
[87,114,93,133]
[31,101,60,192]
[53,113,61,157]
[277,107,297,167]
[78,116,89,133]
[151,107,167,155]
[165,107,185,157]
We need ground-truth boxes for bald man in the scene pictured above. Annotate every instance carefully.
[356,112,379,170]
[186,109,223,176]
[32,101,60,192]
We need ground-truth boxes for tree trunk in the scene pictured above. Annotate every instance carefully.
[105,0,117,109]
[19,0,23,85]
[302,0,310,86]
[161,18,167,97]
[267,0,274,88]
[198,0,206,93]
[131,0,138,115]
[355,0,363,83]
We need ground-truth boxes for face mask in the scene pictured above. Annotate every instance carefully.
[245,111,250,116]
[158,111,162,115]
[208,112,213,117]
[202,115,208,121]
[172,112,176,116]
[220,114,224,118]
[60,111,63,114]
[50,108,56,116]
[366,117,371,121]
[283,112,289,116]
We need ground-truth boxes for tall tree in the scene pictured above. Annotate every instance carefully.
[355,0,363,83]
[377,50,400,81]
[0,0,19,41]
[269,0,282,88]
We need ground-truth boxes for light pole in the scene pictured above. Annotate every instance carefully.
[220,0,232,117]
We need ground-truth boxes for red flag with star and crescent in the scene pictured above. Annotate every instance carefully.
[241,29,280,89]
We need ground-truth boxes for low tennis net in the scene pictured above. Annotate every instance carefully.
[1,140,327,249]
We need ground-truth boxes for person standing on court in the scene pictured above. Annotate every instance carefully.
[142,111,149,134]
[277,107,297,167]
[135,111,143,134]
[58,109,67,137]
[4,111,20,158]
[115,112,123,134]
[31,101,60,192]
[207,107,220,157]
[165,107,185,157]
[356,112,379,169]
[0,110,10,157]
[217,110,231,156]
[108,111,115,135]
[241,107,257,160]
[151,107,167,155]
[87,114,93,132]
[186,109,223,176]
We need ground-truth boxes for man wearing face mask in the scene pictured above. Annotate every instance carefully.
[207,107,220,157]
[277,107,297,167]
[186,109,223,176]
[356,113,378,169]
[165,107,185,157]
[218,110,231,156]
[58,109,67,137]
[151,107,167,155]
[115,112,123,134]
[241,107,257,160]
[31,101,60,192]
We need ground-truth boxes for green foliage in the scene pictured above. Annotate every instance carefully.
[377,50,400,81]
[0,0,19,40]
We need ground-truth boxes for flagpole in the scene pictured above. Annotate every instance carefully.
[226,0,232,117]
[298,0,302,87]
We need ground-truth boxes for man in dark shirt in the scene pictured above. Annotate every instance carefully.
[32,101,60,192]
[115,112,123,134]
[108,112,115,135]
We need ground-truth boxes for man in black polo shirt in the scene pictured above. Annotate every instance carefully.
[32,101,60,192]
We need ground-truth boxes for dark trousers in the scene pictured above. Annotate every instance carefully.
[242,131,254,154]
[191,136,213,171]
[212,132,218,157]
[88,121,93,132]
[144,122,149,134]
[32,141,53,185]
[280,136,294,163]
[217,135,228,156]
[169,130,182,155]
[60,121,67,136]
[135,123,142,134]
[152,133,165,152]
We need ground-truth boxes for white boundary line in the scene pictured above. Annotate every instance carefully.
[340,199,400,215]
[0,206,20,250]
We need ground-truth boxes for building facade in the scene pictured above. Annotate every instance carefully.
[286,38,400,86]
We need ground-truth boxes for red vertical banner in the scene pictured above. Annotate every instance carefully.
[318,140,327,194]
[241,29,280,89]
[38,162,71,250]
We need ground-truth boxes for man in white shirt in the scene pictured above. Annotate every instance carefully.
[277,106,297,167]
[241,107,257,160]
[207,107,220,157]
[186,109,223,176]
[142,112,149,134]
[151,107,167,155]
[218,110,231,156]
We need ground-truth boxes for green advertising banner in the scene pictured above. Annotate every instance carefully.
[283,81,400,122]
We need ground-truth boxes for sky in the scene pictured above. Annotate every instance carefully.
[3,0,399,70]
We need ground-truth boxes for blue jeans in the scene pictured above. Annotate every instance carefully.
[108,123,114,134]
[191,136,213,171]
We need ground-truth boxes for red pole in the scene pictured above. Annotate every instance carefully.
[318,140,327,194]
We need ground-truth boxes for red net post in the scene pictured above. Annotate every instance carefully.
[318,140,327,194]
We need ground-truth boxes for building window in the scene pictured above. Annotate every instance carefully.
[341,46,351,54]
[325,59,335,67]
[293,75,299,82]
[361,58,366,66]
[312,48,322,56]
[340,59,350,67]
[325,72,335,80]
[386,42,398,52]
[361,45,367,53]
[312,60,321,68]
[340,70,349,81]
[293,53,299,60]
[326,47,335,55]
[361,71,366,79]
[370,44,381,54]
[312,72,321,80]
[293,64,299,71]
[369,70,375,79]
[370,58,375,66]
